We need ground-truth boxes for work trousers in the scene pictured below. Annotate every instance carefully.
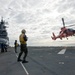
[18,44,28,60]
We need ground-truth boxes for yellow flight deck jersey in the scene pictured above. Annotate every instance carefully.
[19,34,26,44]
[16,43,18,46]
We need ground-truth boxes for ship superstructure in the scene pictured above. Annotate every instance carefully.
[0,17,9,47]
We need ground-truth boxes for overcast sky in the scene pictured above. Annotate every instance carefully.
[0,0,75,46]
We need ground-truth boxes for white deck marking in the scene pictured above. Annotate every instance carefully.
[59,62,64,64]
[16,54,29,75]
[58,48,66,54]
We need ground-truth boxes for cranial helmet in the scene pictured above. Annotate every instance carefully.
[21,29,26,33]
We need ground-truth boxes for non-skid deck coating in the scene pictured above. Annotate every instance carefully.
[0,46,75,75]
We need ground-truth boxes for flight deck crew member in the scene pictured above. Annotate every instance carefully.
[17,29,28,63]
[1,43,4,52]
[14,40,18,53]
[4,43,7,52]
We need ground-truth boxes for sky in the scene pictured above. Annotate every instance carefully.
[0,0,75,46]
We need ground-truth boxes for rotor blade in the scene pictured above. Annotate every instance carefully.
[62,18,65,27]
[66,24,75,27]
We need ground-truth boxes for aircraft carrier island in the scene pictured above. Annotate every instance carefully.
[0,17,9,48]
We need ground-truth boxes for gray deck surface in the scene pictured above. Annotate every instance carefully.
[0,46,75,75]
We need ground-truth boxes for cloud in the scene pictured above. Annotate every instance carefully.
[0,0,75,46]
[55,0,75,13]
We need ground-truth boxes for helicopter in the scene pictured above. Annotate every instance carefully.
[51,18,75,40]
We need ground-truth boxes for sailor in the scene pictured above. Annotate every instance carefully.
[1,43,4,53]
[17,29,28,63]
[4,43,7,52]
[14,40,18,53]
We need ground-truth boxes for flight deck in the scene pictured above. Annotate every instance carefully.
[0,46,75,75]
